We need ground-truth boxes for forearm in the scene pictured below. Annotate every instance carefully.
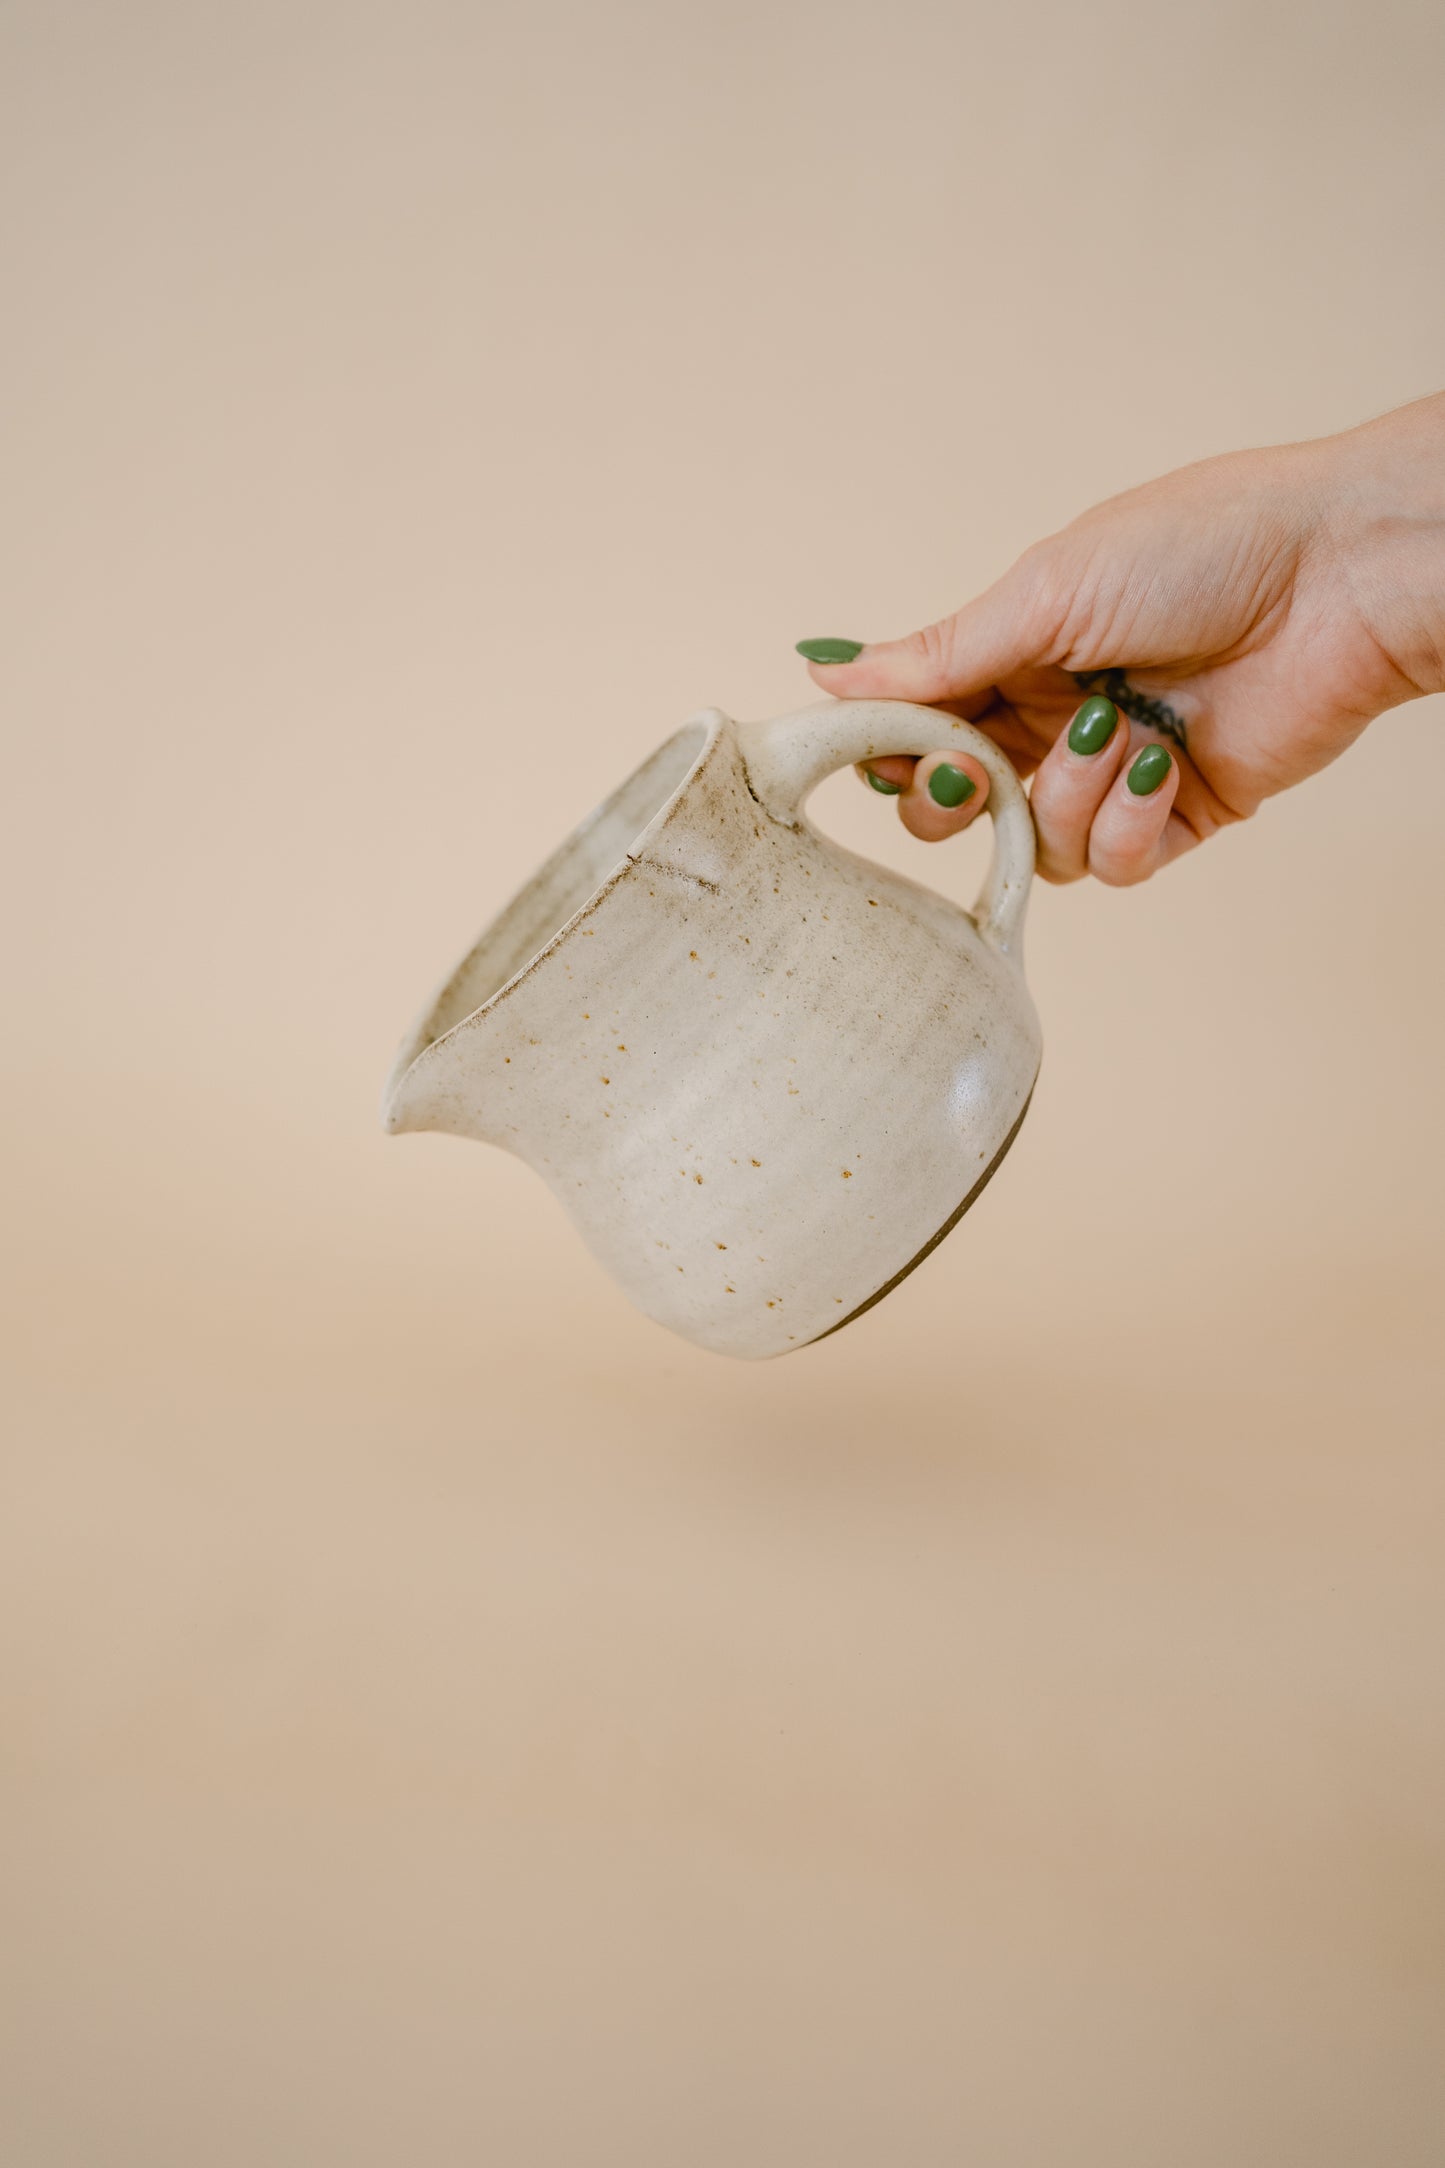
[1315,393,1445,702]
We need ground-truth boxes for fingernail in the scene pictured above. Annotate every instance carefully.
[1067,695,1119,756]
[865,768,901,795]
[1127,744,1172,796]
[927,763,977,809]
[796,637,864,665]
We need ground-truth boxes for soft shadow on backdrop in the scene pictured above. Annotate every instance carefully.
[4,3,1444,2163]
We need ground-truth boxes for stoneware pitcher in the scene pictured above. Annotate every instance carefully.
[383,700,1041,1359]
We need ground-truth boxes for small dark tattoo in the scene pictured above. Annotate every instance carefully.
[1073,669,1189,752]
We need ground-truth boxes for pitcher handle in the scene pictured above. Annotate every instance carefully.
[737,699,1036,961]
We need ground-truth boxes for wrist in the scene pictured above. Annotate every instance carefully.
[1317,394,1445,701]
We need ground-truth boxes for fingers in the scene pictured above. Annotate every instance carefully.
[849,691,1192,885]
[1028,694,1131,881]
[1029,695,1181,885]
[855,699,1185,882]
[855,748,991,844]
[856,754,917,797]
[1085,742,1181,885]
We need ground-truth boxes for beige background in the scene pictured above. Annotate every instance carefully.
[4,2,1444,2161]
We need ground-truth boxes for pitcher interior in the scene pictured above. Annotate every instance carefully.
[409,717,713,1054]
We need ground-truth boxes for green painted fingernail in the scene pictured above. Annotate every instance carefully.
[796,637,864,665]
[1127,744,1172,796]
[927,762,976,809]
[1067,695,1118,756]
[866,769,901,794]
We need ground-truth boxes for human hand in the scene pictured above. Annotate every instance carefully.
[798,394,1445,885]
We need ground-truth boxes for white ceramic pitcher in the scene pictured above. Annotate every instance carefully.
[383,700,1041,1358]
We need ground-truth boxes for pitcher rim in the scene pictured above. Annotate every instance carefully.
[381,708,726,1126]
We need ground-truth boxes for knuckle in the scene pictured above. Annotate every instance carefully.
[903,617,958,686]
[1008,541,1074,652]
[1013,538,1063,599]
[1090,852,1152,889]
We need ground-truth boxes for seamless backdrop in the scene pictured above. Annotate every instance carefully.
[4,3,1444,2164]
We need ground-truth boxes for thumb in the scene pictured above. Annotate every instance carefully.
[798,554,1056,706]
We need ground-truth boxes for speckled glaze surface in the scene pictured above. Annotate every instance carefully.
[383,701,1041,1359]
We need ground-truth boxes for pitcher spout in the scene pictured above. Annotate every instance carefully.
[380,1007,510,1143]
[380,1025,443,1136]
[381,713,721,1147]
